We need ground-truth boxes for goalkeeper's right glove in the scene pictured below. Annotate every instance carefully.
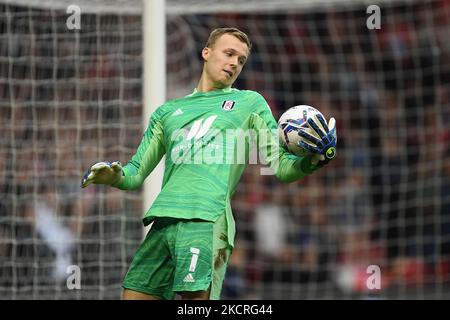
[298,114,337,167]
[80,161,123,188]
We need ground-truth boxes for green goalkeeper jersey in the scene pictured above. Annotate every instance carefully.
[115,87,317,246]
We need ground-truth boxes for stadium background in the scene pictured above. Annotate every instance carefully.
[0,0,449,299]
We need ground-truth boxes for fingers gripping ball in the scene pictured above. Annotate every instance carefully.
[298,115,337,158]
[278,105,337,166]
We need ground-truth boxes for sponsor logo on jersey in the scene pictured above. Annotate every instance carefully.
[186,115,217,140]
[222,100,235,111]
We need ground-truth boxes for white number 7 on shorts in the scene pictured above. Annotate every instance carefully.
[189,247,200,272]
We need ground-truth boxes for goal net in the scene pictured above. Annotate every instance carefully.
[0,1,144,299]
[1,0,449,299]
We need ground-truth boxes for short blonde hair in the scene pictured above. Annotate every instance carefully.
[205,27,252,53]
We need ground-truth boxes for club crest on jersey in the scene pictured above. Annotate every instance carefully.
[221,100,235,111]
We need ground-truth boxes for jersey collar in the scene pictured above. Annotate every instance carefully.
[190,87,233,96]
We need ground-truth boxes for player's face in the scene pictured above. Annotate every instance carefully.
[202,34,249,88]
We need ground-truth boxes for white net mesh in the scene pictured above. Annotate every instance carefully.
[0,3,144,299]
[169,0,450,300]
[1,0,449,299]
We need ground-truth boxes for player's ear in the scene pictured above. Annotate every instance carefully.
[202,47,210,62]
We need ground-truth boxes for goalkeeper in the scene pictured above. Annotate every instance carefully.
[81,27,337,300]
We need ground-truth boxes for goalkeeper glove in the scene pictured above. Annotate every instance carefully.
[298,114,337,166]
[80,161,123,188]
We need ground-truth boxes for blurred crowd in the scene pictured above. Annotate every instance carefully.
[1,0,449,299]
[212,1,450,299]
[0,6,145,299]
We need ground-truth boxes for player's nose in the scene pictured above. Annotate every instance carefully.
[229,57,238,68]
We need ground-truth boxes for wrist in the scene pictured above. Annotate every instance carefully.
[111,172,124,188]
[300,156,318,174]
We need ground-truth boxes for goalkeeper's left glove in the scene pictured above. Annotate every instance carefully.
[298,114,337,167]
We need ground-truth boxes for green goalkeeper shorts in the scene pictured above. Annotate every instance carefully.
[122,213,231,300]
